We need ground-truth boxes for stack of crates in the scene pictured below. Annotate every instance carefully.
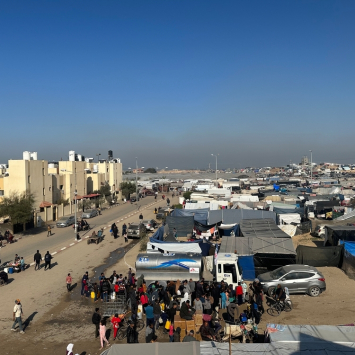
[194,310,203,341]
[174,314,186,342]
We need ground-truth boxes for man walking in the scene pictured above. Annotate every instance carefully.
[47,225,52,237]
[34,250,42,271]
[81,271,89,297]
[11,299,24,333]
[44,251,53,270]
[139,213,143,223]
[66,273,72,292]
[92,308,101,338]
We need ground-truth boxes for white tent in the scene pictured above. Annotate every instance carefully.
[279,213,301,225]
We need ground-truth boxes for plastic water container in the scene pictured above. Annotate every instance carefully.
[8,267,13,274]
[4,268,8,273]
[91,291,95,299]
[137,309,142,319]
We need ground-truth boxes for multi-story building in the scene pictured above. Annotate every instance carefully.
[2,150,122,224]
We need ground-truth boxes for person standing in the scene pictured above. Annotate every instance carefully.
[236,282,244,305]
[111,313,122,340]
[145,302,154,326]
[127,320,138,343]
[44,251,53,270]
[139,213,143,223]
[169,322,174,342]
[145,323,155,343]
[47,225,52,237]
[81,271,89,297]
[92,308,101,338]
[122,223,127,235]
[99,319,110,349]
[66,273,72,292]
[11,299,24,333]
[20,257,25,271]
[153,299,161,330]
[34,250,42,271]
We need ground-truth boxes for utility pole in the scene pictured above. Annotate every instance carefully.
[211,154,219,183]
[309,150,313,187]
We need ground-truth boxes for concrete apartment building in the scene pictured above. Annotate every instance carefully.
[1,150,122,224]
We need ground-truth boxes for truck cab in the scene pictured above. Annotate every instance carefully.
[215,253,242,289]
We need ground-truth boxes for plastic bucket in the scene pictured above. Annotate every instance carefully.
[91,291,95,299]
[4,268,8,273]
[8,267,13,274]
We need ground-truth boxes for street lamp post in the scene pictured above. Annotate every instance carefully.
[309,150,313,187]
[211,154,218,182]
[61,168,77,240]
[135,157,139,202]
[96,153,101,162]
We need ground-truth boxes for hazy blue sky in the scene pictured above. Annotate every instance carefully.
[1,1,354,169]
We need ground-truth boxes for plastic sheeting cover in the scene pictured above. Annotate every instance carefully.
[208,210,276,225]
[279,225,297,237]
[147,242,202,254]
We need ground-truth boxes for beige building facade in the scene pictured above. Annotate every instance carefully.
[1,151,123,223]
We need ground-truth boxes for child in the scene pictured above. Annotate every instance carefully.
[111,313,122,340]
[220,291,226,309]
[124,233,128,243]
[169,322,174,342]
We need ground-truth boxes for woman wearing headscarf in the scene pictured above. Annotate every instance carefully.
[66,344,74,355]
[99,319,110,349]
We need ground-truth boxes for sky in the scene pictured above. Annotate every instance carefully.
[1,1,355,169]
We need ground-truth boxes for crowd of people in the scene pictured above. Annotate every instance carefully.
[83,268,269,349]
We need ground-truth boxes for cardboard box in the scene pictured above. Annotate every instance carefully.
[175,320,186,330]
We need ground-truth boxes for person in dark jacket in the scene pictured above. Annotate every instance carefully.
[183,330,197,342]
[153,300,161,330]
[173,327,181,342]
[101,278,111,302]
[180,300,195,320]
[92,308,101,338]
[196,281,204,299]
[34,250,42,271]
[167,302,178,323]
[127,321,138,343]
[200,321,216,341]
[44,251,52,270]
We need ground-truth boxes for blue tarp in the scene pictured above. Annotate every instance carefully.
[340,241,355,256]
[199,242,211,256]
[219,225,239,237]
[239,255,256,280]
[172,209,209,224]
[150,226,165,241]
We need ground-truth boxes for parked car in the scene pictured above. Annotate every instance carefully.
[56,215,75,228]
[142,219,157,231]
[258,264,326,297]
[144,190,155,196]
[127,223,146,239]
[81,209,98,219]
[314,224,326,238]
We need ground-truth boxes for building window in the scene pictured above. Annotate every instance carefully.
[28,175,31,184]
[42,168,45,176]
[0,190,4,196]
[60,185,63,190]
[49,186,51,191]
[43,188,45,196]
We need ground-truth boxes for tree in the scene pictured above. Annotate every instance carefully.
[78,199,92,212]
[144,168,157,173]
[120,181,136,199]
[183,191,193,200]
[99,182,111,196]
[0,191,35,231]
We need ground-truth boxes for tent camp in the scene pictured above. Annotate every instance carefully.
[166,216,194,237]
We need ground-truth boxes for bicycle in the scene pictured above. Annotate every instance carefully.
[116,312,145,341]
[267,298,292,317]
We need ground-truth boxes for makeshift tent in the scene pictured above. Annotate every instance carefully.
[279,213,301,225]
[166,216,194,237]
[100,341,200,355]
[194,220,222,232]
[238,256,256,280]
[239,219,291,239]
[150,226,165,241]
[218,223,239,237]
[296,245,344,267]
[279,224,297,237]
[266,324,355,345]
[220,236,296,270]
[340,241,355,280]
[172,208,209,224]
[324,226,355,246]
[147,241,202,254]
[208,210,276,225]
[273,206,305,217]
[200,341,355,355]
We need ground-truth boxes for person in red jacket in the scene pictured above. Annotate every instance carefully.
[111,313,122,340]
[236,282,244,305]
[140,292,149,313]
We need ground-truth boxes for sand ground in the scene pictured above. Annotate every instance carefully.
[2,206,355,355]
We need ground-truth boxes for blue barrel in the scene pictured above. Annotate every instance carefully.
[8,267,13,274]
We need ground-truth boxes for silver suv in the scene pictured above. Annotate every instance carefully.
[127,223,146,239]
[258,264,326,297]
[56,215,75,228]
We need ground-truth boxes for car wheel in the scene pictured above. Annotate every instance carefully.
[267,287,275,296]
[308,285,320,297]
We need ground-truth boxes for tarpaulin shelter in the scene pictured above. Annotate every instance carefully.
[324,226,355,246]
[150,226,165,241]
[239,219,291,239]
[200,341,355,355]
[266,324,355,345]
[100,341,200,355]
[340,241,355,280]
[279,213,301,225]
[172,208,209,224]
[218,223,239,236]
[194,220,222,232]
[166,216,194,237]
[208,210,276,225]
[296,245,344,267]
